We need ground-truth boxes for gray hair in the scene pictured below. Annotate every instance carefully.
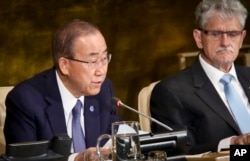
[195,0,248,29]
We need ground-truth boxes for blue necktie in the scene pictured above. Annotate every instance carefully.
[220,74,250,134]
[72,99,86,152]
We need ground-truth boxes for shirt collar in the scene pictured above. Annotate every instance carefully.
[56,71,84,114]
[199,54,238,83]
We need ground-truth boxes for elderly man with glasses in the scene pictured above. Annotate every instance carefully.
[4,19,120,161]
[150,0,250,154]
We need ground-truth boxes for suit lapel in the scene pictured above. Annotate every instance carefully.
[84,96,101,147]
[191,61,241,133]
[45,97,67,135]
[236,67,250,101]
[44,68,67,135]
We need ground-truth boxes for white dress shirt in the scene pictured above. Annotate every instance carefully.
[199,54,250,151]
[56,71,85,160]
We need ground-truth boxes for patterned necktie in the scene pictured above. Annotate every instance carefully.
[220,74,250,134]
[72,99,86,152]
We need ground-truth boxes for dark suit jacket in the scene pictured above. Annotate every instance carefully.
[150,59,250,154]
[4,67,120,148]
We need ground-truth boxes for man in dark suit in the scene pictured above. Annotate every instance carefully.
[4,19,120,161]
[150,0,250,154]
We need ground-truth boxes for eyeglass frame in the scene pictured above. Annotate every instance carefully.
[198,28,245,40]
[64,54,112,68]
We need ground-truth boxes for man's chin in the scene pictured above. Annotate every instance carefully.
[88,89,101,96]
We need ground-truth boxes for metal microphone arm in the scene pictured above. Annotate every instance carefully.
[118,101,173,131]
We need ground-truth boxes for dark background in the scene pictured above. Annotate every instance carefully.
[1,0,250,121]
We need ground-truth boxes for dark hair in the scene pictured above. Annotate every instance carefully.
[51,19,100,68]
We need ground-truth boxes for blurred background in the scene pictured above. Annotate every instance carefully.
[0,0,250,121]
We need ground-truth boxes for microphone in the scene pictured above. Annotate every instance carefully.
[111,97,173,131]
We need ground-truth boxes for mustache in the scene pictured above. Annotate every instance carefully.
[215,47,234,53]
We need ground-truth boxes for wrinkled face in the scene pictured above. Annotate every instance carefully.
[193,15,246,72]
[58,31,109,97]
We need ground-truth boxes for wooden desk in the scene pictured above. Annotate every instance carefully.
[185,151,229,161]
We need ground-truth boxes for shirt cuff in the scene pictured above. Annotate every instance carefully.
[217,136,233,152]
[68,153,78,161]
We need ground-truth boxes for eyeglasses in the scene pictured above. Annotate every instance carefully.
[64,54,112,69]
[199,29,244,40]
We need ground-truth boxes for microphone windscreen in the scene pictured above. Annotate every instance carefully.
[111,97,121,106]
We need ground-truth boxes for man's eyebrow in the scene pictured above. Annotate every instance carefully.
[89,49,108,56]
[89,52,99,56]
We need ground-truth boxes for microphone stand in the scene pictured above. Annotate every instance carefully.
[118,101,173,131]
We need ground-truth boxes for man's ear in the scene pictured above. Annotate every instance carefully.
[193,29,203,49]
[58,57,70,75]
